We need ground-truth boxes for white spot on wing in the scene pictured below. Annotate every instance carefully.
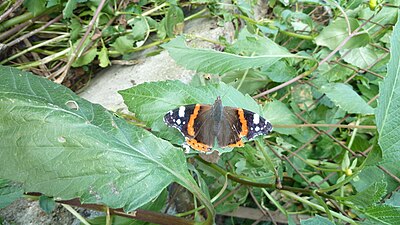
[255,126,260,132]
[176,119,181,125]
[253,114,260,124]
[179,106,185,117]
[169,111,173,115]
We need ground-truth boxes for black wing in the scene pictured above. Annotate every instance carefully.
[163,104,198,137]
[242,109,273,140]
[217,107,244,148]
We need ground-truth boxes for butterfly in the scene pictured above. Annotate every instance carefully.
[163,97,273,152]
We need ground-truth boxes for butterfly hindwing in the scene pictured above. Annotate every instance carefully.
[217,107,244,148]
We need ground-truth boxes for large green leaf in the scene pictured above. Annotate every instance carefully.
[162,36,302,75]
[363,205,400,225]
[0,66,209,213]
[320,83,374,115]
[340,46,380,69]
[315,18,370,50]
[337,181,386,209]
[263,101,299,135]
[118,80,261,131]
[376,15,400,163]
[300,215,334,225]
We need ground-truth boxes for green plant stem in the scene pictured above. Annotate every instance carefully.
[280,190,357,224]
[306,159,340,170]
[261,188,289,217]
[235,14,314,40]
[311,190,334,221]
[195,156,335,200]
[62,204,91,225]
[185,34,225,46]
[109,38,171,56]
[0,11,34,32]
[274,123,376,129]
[236,68,250,90]
[347,118,361,149]
[319,169,360,193]
[184,8,208,21]
[254,63,318,98]
[1,33,70,65]
[17,47,70,69]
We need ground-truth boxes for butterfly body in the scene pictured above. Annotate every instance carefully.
[163,97,272,152]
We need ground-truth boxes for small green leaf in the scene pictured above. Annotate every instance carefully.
[300,215,335,225]
[39,196,56,214]
[98,47,110,68]
[264,101,299,135]
[340,46,379,68]
[385,190,400,207]
[221,69,270,94]
[363,205,400,224]
[263,60,296,83]
[129,17,149,41]
[72,47,97,67]
[0,179,23,209]
[111,36,134,54]
[162,36,300,75]
[315,18,370,50]
[164,5,184,38]
[320,83,374,115]
[376,15,400,163]
[337,181,386,208]
[24,0,47,16]
[69,18,81,41]
[321,64,353,82]
[63,0,77,18]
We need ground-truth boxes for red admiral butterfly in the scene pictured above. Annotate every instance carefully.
[164,97,273,152]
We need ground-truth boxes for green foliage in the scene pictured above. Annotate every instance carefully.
[340,46,382,69]
[363,205,400,224]
[2,0,400,224]
[315,18,370,50]
[39,196,56,214]
[63,0,78,18]
[23,0,47,16]
[72,47,97,67]
[162,36,300,74]
[300,215,335,225]
[0,179,23,209]
[337,181,386,209]
[376,14,400,163]
[320,83,374,115]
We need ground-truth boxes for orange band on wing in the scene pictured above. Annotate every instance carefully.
[187,139,211,152]
[237,108,248,137]
[228,140,244,148]
[187,104,201,136]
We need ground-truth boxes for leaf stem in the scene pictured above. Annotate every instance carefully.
[280,190,357,225]
[235,14,314,40]
[273,124,376,129]
[61,203,91,225]
[253,63,318,98]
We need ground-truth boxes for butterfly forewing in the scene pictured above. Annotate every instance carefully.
[163,104,197,137]
[242,109,273,140]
